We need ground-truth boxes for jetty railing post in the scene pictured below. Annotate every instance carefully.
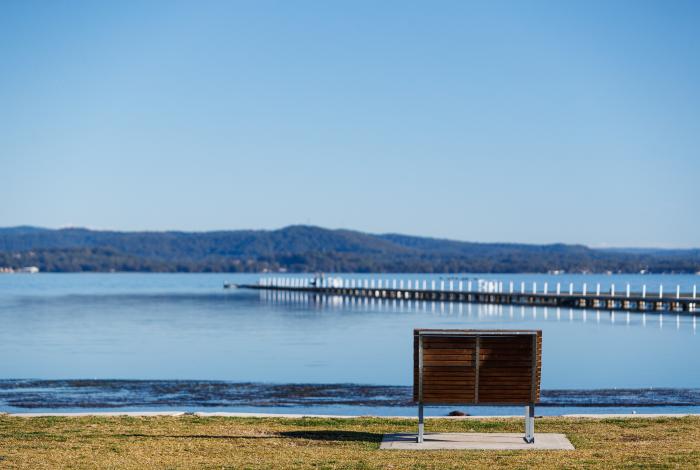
[440,280,445,291]
[611,284,615,297]
[626,284,630,298]
[544,282,548,295]
[509,281,514,294]
[400,280,404,289]
[659,285,663,299]
[694,285,697,299]
[556,283,560,295]
[532,282,537,294]
[450,280,454,291]
[596,283,600,296]
[676,285,680,299]
[432,280,436,291]
[642,284,646,298]
[521,281,525,294]
[393,279,397,289]
[583,283,587,296]
[423,280,427,290]
[459,280,463,291]
[569,283,573,295]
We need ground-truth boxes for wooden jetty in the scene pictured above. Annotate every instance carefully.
[235,277,699,314]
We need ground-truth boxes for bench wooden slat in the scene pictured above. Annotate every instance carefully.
[414,329,541,405]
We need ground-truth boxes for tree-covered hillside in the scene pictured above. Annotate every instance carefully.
[0,226,698,273]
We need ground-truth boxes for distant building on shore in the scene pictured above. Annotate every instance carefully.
[0,266,40,274]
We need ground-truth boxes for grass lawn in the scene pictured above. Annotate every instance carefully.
[1,415,699,469]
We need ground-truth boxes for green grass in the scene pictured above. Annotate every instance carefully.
[0,415,698,469]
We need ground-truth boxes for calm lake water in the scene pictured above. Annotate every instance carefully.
[1,273,698,415]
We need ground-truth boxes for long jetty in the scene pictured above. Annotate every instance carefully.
[235,277,699,314]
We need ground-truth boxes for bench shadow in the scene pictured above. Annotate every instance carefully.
[113,434,273,440]
[111,431,382,443]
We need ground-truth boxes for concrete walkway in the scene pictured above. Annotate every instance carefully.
[3,411,699,419]
[7,411,187,418]
[381,432,575,450]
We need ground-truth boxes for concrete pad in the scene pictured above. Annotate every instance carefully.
[380,432,574,450]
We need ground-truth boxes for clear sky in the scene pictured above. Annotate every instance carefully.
[2,1,699,247]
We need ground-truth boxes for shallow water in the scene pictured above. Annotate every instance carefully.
[1,273,698,414]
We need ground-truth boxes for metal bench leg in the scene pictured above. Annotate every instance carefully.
[524,404,535,443]
[417,403,424,443]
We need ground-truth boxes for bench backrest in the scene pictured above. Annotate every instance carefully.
[413,329,542,405]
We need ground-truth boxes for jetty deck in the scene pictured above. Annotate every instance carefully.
[236,277,698,314]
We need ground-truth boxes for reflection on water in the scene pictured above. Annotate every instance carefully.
[259,289,697,334]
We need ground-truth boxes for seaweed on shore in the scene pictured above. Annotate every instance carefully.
[1,380,699,409]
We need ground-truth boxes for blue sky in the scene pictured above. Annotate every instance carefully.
[2,1,699,247]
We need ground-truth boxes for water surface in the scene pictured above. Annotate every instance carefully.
[1,273,698,414]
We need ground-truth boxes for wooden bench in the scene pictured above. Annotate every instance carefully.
[414,329,542,443]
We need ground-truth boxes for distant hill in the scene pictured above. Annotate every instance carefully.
[0,225,698,273]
